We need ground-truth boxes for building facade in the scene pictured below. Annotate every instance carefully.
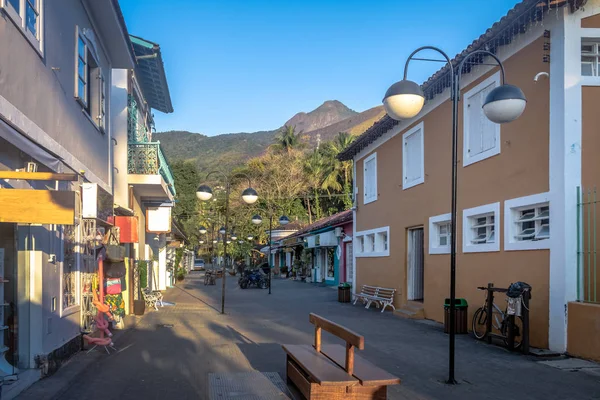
[339,0,600,355]
[0,0,133,377]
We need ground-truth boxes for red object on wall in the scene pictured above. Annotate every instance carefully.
[114,216,139,243]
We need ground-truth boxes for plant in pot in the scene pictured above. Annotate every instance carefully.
[280,266,288,279]
[134,260,148,316]
[176,267,185,282]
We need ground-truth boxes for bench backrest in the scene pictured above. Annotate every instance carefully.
[309,313,364,375]
[375,287,395,300]
[361,285,379,296]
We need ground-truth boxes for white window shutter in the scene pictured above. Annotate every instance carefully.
[467,91,483,156]
[480,83,497,152]
[405,129,422,182]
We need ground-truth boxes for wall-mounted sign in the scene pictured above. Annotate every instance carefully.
[146,207,171,233]
[0,189,75,225]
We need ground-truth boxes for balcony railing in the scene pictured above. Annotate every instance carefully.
[128,142,176,197]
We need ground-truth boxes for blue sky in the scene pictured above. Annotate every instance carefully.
[120,0,520,136]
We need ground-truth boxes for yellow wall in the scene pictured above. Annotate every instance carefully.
[355,36,551,348]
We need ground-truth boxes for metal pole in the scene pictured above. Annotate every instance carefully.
[268,214,272,295]
[221,181,231,314]
[448,74,459,385]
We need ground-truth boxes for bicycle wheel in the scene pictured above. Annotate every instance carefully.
[472,307,488,340]
[502,316,524,349]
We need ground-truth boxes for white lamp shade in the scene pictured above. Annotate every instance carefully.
[199,226,207,234]
[483,98,526,124]
[482,84,527,124]
[247,236,253,240]
[196,185,213,201]
[241,188,258,204]
[383,94,425,120]
[199,240,204,244]
[279,216,290,225]
[213,240,218,244]
[231,235,237,240]
[251,215,263,225]
[382,79,426,121]
[226,240,231,244]
[218,226,226,234]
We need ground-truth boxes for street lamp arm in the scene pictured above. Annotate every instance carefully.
[403,46,454,82]
[455,50,506,100]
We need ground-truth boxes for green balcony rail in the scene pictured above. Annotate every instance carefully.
[577,186,599,304]
[128,142,176,197]
[127,95,150,143]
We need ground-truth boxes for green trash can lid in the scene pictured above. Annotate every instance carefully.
[444,298,468,307]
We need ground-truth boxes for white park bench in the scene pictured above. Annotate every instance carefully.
[353,285,396,313]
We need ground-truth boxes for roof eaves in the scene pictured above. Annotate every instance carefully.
[338,0,573,161]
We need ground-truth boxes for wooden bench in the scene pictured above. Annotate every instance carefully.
[353,285,397,313]
[282,313,400,399]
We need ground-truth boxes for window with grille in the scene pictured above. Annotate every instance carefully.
[429,213,451,254]
[463,203,500,253]
[363,153,377,204]
[504,193,551,251]
[582,41,600,76]
[471,215,495,244]
[402,122,424,189]
[355,227,390,257]
[463,73,501,166]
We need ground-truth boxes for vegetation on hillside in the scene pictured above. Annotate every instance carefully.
[155,101,383,173]
[170,126,356,257]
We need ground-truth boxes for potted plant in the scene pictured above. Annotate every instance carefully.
[280,266,288,279]
[134,260,147,315]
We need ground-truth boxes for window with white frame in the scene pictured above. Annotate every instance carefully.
[463,202,500,253]
[355,226,389,257]
[582,40,600,76]
[463,73,501,166]
[363,153,377,204]
[504,192,550,251]
[402,122,424,189]
[75,27,106,132]
[2,0,43,53]
[429,213,451,254]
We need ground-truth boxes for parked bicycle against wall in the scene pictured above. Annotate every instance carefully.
[472,286,525,349]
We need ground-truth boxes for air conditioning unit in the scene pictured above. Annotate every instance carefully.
[334,227,343,237]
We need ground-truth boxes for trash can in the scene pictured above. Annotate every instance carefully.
[444,298,468,334]
[338,283,351,303]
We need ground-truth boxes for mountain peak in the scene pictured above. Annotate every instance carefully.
[285,100,357,134]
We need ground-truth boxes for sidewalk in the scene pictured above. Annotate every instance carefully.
[16,272,600,399]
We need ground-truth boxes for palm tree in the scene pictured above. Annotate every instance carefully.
[304,149,325,222]
[321,132,355,209]
[270,125,305,154]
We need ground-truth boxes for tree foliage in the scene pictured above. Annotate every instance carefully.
[171,125,356,251]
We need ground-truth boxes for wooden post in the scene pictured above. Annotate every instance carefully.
[522,289,531,354]
[314,325,321,352]
[486,283,494,344]
[507,315,515,350]
[345,342,354,375]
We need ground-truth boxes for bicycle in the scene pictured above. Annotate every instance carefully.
[472,286,524,349]
[204,270,215,286]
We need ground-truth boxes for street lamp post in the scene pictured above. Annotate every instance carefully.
[196,172,258,314]
[251,212,289,294]
[382,48,526,384]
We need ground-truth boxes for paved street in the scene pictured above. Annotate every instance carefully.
[18,272,600,400]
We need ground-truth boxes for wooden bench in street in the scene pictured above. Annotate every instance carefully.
[282,313,400,399]
[353,285,397,312]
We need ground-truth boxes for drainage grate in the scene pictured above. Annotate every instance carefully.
[209,372,291,399]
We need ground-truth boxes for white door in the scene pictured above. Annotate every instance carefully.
[407,228,424,301]
[314,249,321,283]
[345,243,353,283]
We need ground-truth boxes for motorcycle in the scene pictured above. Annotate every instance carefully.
[238,268,269,289]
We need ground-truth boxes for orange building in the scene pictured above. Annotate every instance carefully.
[339,0,600,359]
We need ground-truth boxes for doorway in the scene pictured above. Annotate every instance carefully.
[407,227,424,301]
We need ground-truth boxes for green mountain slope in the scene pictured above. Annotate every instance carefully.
[155,101,384,171]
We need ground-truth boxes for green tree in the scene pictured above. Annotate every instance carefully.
[321,132,355,209]
[270,125,305,154]
[303,149,325,222]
